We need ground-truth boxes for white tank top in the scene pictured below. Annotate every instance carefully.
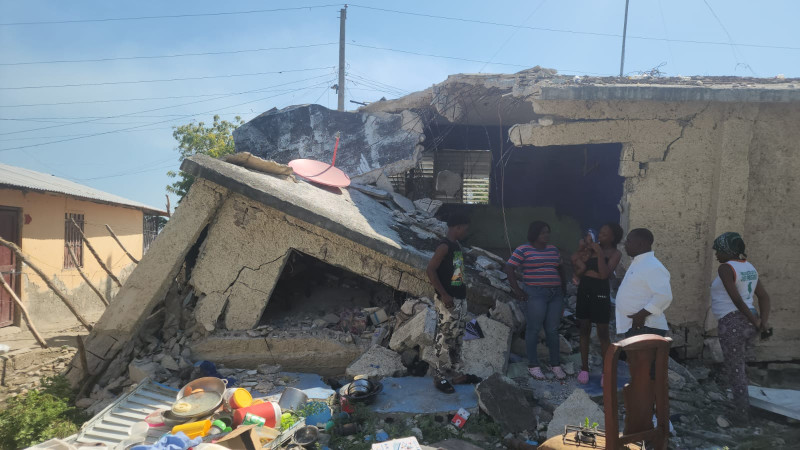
[710,260,758,320]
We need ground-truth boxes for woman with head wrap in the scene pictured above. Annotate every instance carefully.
[709,232,771,421]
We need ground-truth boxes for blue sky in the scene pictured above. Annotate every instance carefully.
[1,0,797,210]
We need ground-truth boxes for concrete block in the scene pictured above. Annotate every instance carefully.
[476,374,537,433]
[619,160,641,178]
[413,198,443,215]
[461,315,512,379]
[379,265,402,289]
[391,192,416,214]
[476,256,501,271]
[346,346,406,378]
[704,337,725,363]
[128,360,160,384]
[547,388,605,439]
[389,307,437,352]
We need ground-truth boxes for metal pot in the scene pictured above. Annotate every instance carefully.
[348,379,371,396]
[291,425,319,447]
[172,377,228,419]
[278,387,308,412]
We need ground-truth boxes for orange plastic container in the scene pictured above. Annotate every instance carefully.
[171,419,212,439]
[231,402,281,428]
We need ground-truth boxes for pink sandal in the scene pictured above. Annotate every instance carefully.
[551,366,567,380]
[577,370,589,385]
[528,367,546,380]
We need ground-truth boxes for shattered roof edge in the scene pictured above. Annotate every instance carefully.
[180,156,430,270]
[539,84,800,103]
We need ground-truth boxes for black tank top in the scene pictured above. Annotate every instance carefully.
[580,256,610,292]
[435,239,467,298]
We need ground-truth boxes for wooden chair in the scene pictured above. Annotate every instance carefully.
[537,334,672,450]
[604,334,672,450]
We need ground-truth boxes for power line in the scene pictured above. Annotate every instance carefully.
[0,79,334,152]
[0,74,334,136]
[0,4,343,26]
[0,90,305,108]
[478,0,547,73]
[0,66,335,90]
[0,43,337,66]
[347,4,800,51]
[350,43,613,76]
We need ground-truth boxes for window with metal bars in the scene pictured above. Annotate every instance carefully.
[388,151,490,204]
[64,213,84,269]
[143,216,160,255]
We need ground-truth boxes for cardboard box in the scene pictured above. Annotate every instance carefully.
[214,425,261,450]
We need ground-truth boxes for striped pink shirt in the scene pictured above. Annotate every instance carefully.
[507,244,561,286]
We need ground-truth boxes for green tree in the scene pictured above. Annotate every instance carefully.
[166,115,244,199]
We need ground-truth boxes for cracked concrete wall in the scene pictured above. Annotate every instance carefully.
[191,192,433,332]
[510,99,800,361]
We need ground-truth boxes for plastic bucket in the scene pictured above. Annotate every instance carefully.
[222,388,253,409]
[171,419,212,439]
[232,401,281,428]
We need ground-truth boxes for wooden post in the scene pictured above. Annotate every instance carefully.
[104,224,139,264]
[71,218,122,288]
[67,245,109,306]
[0,237,92,331]
[0,275,47,348]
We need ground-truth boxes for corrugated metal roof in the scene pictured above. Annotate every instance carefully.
[0,163,165,214]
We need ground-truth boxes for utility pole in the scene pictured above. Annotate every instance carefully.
[619,0,630,77]
[337,5,347,111]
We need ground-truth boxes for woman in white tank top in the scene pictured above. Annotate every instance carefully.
[710,232,772,422]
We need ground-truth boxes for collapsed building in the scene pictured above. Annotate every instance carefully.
[66,68,800,391]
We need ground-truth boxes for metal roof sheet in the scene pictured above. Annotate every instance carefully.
[0,163,165,214]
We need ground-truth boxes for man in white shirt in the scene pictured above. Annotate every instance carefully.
[615,228,673,337]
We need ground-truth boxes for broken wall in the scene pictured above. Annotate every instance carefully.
[190,191,433,332]
[511,97,800,361]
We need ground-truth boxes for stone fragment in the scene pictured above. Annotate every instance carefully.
[389,307,437,352]
[323,313,341,325]
[128,360,160,384]
[312,319,328,328]
[704,338,725,363]
[562,361,576,375]
[668,370,687,392]
[559,335,572,354]
[489,299,525,332]
[346,346,405,378]
[413,198,443,215]
[461,315,512,379]
[410,225,437,240]
[476,256,501,271]
[76,398,95,409]
[667,357,698,386]
[391,192,416,214]
[476,374,537,433]
[349,183,391,199]
[717,416,730,428]
[547,389,605,439]
[160,355,180,371]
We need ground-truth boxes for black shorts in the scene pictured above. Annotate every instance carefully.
[575,279,611,324]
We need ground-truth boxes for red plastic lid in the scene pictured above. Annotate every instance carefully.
[288,159,351,188]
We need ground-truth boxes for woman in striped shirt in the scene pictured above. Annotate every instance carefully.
[505,221,567,380]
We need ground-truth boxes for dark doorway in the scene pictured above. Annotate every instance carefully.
[0,207,21,327]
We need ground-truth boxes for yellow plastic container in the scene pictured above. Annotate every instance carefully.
[223,388,253,409]
[171,419,212,439]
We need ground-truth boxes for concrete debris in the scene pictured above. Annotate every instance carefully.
[391,192,417,214]
[461,315,512,379]
[704,337,725,363]
[476,256,501,271]
[128,359,160,384]
[668,370,686,391]
[349,183,392,199]
[468,247,505,265]
[232,104,425,181]
[389,307,437,352]
[559,335,572,354]
[476,374,537,433]
[222,152,294,179]
[547,388,605,439]
[489,299,525,333]
[413,198,443,215]
[717,416,730,428]
[346,345,406,378]
[400,298,432,317]
[257,363,281,375]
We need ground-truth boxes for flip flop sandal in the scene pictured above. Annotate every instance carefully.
[434,377,455,394]
[528,367,546,380]
[551,366,567,380]
[577,370,590,385]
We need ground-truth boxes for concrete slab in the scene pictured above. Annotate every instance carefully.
[370,376,478,415]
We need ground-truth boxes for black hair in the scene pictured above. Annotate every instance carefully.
[628,228,654,246]
[527,221,551,243]
[604,222,624,246]
[446,211,471,227]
